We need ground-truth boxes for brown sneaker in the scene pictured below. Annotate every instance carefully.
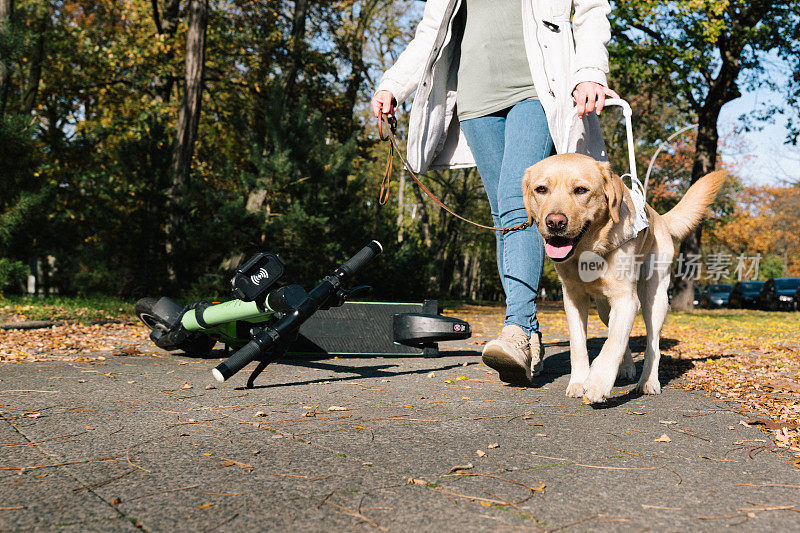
[482,324,533,385]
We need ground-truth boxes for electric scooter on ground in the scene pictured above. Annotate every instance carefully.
[135,241,470,387]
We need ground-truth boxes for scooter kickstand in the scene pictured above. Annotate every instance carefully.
[244,335,294,388]
[246,358,271,389]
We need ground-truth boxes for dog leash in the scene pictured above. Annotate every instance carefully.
[378,114,529,235]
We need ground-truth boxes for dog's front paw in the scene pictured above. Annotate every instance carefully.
[635,379,661,395]
[618,360,637,381]
[566,381,585,398]
[582,384,609,404]
[582,372,613,404]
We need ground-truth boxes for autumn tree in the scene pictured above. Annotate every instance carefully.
[610,0,800,309]
[709,186,800,276]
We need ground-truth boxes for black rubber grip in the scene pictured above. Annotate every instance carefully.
[212,339,263,382]
[338,241,383,279]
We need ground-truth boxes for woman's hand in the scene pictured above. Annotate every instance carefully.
[572,82,620,118]
[371,90,398,119]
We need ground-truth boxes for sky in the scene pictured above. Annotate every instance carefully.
[718,88,800,186]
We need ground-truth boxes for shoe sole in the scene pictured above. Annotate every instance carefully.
[482,347,531,386]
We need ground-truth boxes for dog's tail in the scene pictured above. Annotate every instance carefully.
[661,170,727,240]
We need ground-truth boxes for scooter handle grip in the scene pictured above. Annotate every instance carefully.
[337,241,383,279]
[212,330,274,382]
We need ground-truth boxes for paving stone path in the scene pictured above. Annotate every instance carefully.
[1,308,799,531]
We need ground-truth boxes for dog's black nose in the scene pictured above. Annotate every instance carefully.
[545,213,568,232]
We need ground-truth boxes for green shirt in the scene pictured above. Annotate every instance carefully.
[456,0,538,121]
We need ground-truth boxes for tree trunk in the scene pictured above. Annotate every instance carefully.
[411,182,432,247]
[165,0,208,277]
[671,110,720,311]
[670,26,743,310]
[341,0,385,139]
[152,0,181,101]
[284,0,308,98]
[0,0,13,117]
[20,13,46,114]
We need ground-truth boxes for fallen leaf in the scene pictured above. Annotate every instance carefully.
[181,382,192,390]
[535,433,547,437]
[487,442,499,449]
[220,458,253,472]
[111,497,121,505]
[302,411,316,417]
[197,502,213,509]
[328,406,348,412]
[476,450,487,457]
[455,376,468,381]
[629,411,647,416]
[254,411,266,417]
[115,346,141,357]
[443,379,454,384]
[449,463,473,473]
[205,385,216,390]
[748,419,800,430]
[654,434,671,442]
[427,372,435,378]
[407,477,428,485]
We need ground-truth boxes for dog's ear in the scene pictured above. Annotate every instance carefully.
[522,167,536,228]
[599,161,624,224]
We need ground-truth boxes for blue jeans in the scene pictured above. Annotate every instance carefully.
[459,99,553,336]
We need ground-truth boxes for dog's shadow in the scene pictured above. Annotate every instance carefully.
[528,335,691,408]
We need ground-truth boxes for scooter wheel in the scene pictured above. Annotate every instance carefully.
[135,297,217,357]
[135,297,168,331]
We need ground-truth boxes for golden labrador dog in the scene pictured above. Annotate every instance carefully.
[522,153,725,403]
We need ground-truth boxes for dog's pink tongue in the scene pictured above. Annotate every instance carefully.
[545,241,573,259]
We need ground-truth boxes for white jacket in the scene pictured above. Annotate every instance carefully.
[376,0,612,173]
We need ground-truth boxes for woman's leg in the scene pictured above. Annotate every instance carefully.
[459,113,507,293]
[498,99,553,336]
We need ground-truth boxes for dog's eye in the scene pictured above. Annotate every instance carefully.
[573,186,589,195]
[534,186,548,194]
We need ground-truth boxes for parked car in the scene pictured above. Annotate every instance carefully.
[667,286,701,306]
[757,277,800,311]
[728,280,765,309]
[698,283,733,308]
